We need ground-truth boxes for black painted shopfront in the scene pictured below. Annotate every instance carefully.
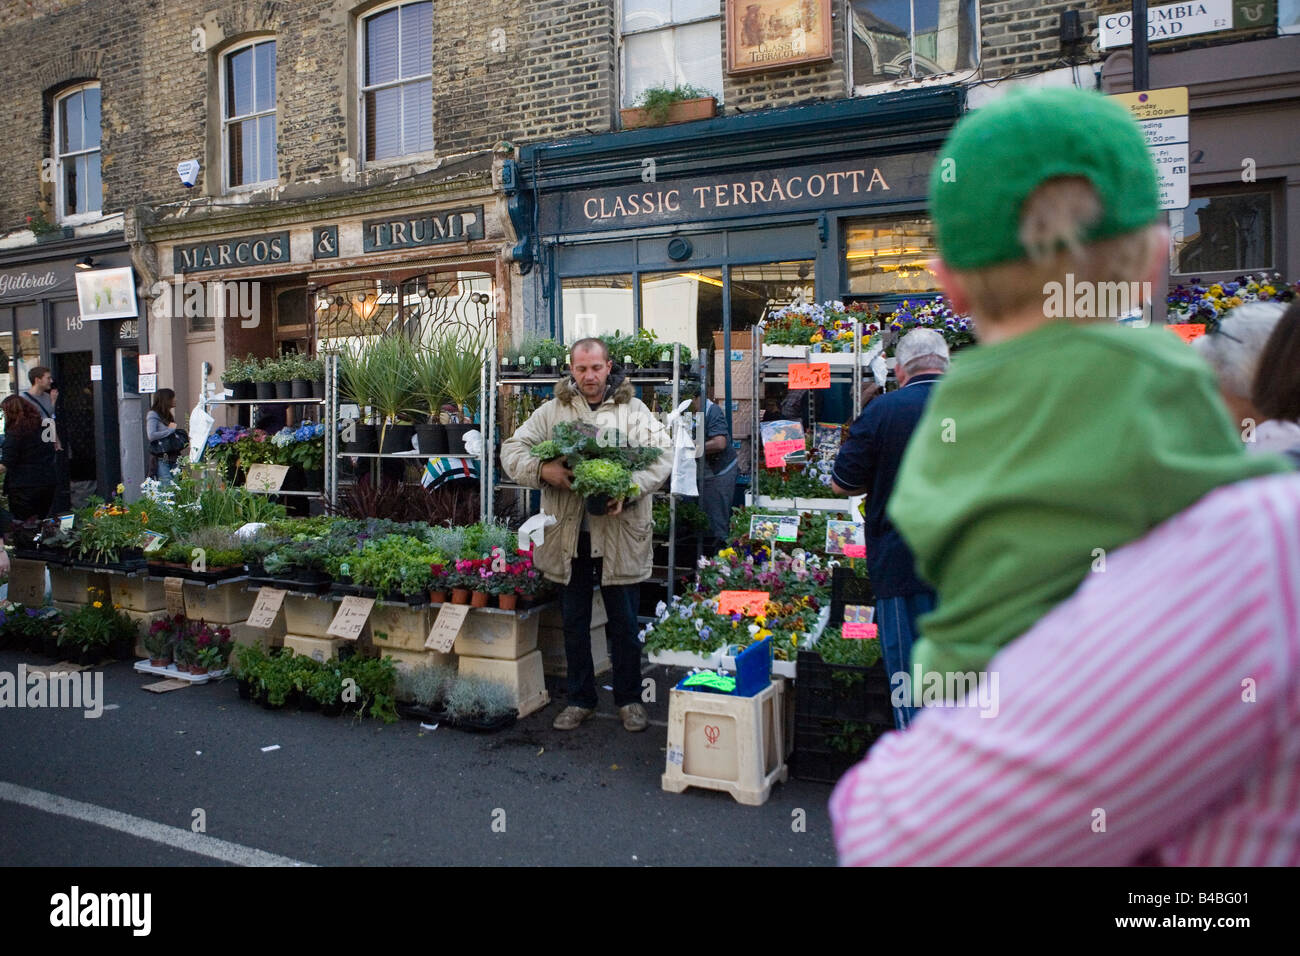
[511,87,964,438]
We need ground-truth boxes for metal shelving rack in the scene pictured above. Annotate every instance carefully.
[487,344,700,599]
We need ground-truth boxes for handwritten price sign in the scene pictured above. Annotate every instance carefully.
[716,590,770,616]
[327,595,375,640]
[425,602,471,653]
[788,362,830,389]
[843,623,878,640]
[763,438,805,468]
[246,587,287,629]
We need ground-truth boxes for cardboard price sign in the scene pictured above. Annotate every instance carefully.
[245,463,290,492]
[8,559,47,606]
[164,577,187,618]
[716,590,770,616]
[425,602,471,653]
[246,587,287,629]
[788,362,831,389]
[763,439,805,468]
[326,596,375,640]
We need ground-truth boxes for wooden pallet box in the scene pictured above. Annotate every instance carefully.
[457,650,549,718]
[282,593,337,636]
[110,576,166,612]
[48,567,110,605]
[182,580,256,624]
[283,633,348,663]
[368,604,434,654]
[454,608,540,660]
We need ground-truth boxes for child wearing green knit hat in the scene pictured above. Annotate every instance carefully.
[885,86,1290,692]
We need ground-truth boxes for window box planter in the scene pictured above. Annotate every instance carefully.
[620,96,716,130]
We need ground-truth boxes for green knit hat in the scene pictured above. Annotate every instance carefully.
[929,87,1161,271]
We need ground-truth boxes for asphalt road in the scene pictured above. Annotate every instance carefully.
[0,649,840,866]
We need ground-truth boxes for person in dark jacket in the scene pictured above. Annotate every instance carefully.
[1,393,58,522]
[147,389,183,483]
[830,328,948,730]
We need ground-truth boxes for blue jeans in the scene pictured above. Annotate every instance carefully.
[155,458,175,485]
[561,533,643,709]
[877,591,936,731]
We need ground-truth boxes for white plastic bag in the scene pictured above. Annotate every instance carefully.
[666,400,698,497]
[188,404,214,464]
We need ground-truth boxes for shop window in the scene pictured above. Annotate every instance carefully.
[561,275,635,344]
[621,0,722,109]
[1281,0,1300,34]
[223,39,277,189]
[315,270,494,346]
[1170,190,1274,277]
[842,217,939,295]
[54,84,102,222]
[361,1,433,163]
[849,0,978,89]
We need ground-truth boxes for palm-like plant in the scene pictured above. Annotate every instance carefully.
[367,334,420,450]
[412,345,446,424]
[437,327,486,422]
[335,338,375,416]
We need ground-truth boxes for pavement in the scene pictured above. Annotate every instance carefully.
[0,650,840,866]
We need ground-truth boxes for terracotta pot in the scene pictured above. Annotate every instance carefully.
[451,588,470,605]
[191,665,209,675]
[620,96,716,130]
[149,657,171,667]
[498,593,517,611]
[470,590,489,608]
[429,590,447,604]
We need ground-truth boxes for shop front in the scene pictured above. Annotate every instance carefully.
[0,236,142,503]
[510,87,963,461]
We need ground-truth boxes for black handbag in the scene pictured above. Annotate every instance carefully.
[149,429,188,456]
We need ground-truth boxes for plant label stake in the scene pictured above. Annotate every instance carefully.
[327,595,374,641]
[246,587,287,629]
[425,602,471,653]
[164,577,187,618]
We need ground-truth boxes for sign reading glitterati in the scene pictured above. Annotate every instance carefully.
[542,153,934,234]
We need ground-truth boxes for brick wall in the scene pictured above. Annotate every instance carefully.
[978,1,1096,78]
[724,1,847,112]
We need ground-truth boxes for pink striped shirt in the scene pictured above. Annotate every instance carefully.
[829,473,1300,866]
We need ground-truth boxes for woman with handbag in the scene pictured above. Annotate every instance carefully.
[147,389,187,484]
[1,394,57,522]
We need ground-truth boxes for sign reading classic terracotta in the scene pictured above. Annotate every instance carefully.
[362,206,485,252]
[726,0,832,74]
[546,154,932,234]
[174,232,291,273]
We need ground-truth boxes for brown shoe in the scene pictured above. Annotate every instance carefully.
[552,706,594,731]
[619,703,649,733]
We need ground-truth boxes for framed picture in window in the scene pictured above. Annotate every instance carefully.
[75,266,138,321]
[726,0,832,75]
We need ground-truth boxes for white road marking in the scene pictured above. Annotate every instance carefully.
[0,781,314,867]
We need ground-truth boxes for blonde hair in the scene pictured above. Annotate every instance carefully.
[952,177,1162,323]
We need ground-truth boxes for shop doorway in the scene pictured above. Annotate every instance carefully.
[53,351,97,507]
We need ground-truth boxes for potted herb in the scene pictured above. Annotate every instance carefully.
[621,84,716,130]
[231,643,265,700]
[394,662,454,721]
[366,335,419,456]
[302,356,326,399]
[443,674,517,732]
[437,327,487,454]
[222,355,256,401]
[267,356,293,399]
[308,665,345,716]
[284,354,314,399]
[249,357,277,401]
[571,458,639,515]
[58,590,137,665]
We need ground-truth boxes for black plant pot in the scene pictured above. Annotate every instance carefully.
[110,637,135,662]
[237,678,253,701]
[311,378,326,400]
[585,494,610,516]
[380,423,416,455]
[541,363,560,378]
[225,380,253,401]
[416,423,448,455]
[291,378,313,399]
[255,382,276,400]
[42,635,61,658]
[303,468,324,493]
[320,699,344,718]
[445,423,476,455]
[299,694,321,713]
[77,647,103,666]
[274,381,293,400]
[342,423,378,454]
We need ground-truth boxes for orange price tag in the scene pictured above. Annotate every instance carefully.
[842,544,866,558]
[843,623,878,640]
[764,439,805,468]
[716,590,770,616]
[1166,323,1206,343]
[788,362,831,389]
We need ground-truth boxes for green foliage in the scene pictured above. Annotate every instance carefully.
[436,326,487,420]
[335,338,376,413]
[815,627,883,668]
[58,590,137,650]
[340,654,398,723]
[572,458,637,501]
[443,674,515,722]
[350,535,444,598]
[222,355,256,383]
[411,344,446,422]
[529,440,561,461]
[633,84,713,125]
[394,662,456,707]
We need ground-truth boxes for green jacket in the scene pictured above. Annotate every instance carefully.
[500,375,673,587]
[888,321,1291,680]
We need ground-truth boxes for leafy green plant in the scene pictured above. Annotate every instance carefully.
[335,338,376,414]
[58,589,137,652]
[530,439,562,461]
[815,626,883,668]
[341,654,398,723]
[571,458,637,502]
[222,355,256,384]
[443,674,515,722]
[411,344,446,423]
[633,84,714,125]
[307,665,344,707]
[436,327,486,421]
[365,335,420,448]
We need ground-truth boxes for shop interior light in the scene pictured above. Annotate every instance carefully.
[75,256,96,270]
[677,272,724,288]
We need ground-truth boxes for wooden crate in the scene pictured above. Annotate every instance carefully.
[373,647,456,673]
[228,621,284,651]
[282,593,337,635]
[368,604,433,653]
[454,609,540,660]
[537,624,610,678]
[111,576,166,612]
[48,567,110,605]
[182,580,256,624]
[661,678,787,806]
[283,633,347,663]
[457,650,549,718]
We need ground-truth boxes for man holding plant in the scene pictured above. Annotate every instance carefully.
[501,338,672,732]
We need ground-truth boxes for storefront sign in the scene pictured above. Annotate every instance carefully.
[725,0,833,74]
[313,225,339,259]
[362,206,485,253]
[544,154,931,234]
[1099,0,1232,49]
[0,267,69,303]
[173,231,291,274]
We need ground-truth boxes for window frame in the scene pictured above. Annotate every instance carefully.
[847,0,981,96]
[1168,182,1284,283]
[619,0,724,110]
[53,82,103,225]
[220,37,279,193]
[357,0,435,167]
